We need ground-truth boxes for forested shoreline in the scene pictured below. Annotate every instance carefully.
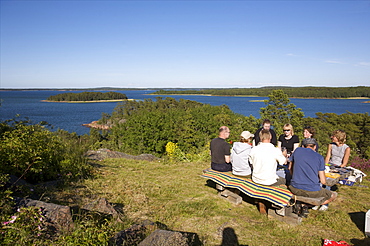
[153,86,370,98]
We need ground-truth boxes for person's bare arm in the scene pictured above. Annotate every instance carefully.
[341,147,351,167]
[225,155,230,164]
[324,144,332,164]
[319,171,326,185]
[293,143,299,152]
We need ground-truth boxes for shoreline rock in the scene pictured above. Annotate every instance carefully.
[82,121,111,130]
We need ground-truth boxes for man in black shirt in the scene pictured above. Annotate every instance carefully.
[210,126,232,172]
[253,119,277,146]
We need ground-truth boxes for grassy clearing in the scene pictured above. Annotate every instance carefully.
[50,158,370,246]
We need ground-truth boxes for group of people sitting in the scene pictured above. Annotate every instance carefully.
[210,119,351,216]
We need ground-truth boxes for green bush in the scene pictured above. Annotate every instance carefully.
[105,97,257,156]
[0,119,93,183]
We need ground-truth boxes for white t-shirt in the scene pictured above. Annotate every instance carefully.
[248,142,286,185]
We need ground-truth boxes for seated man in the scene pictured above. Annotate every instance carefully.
[210,126,232,172]
[289,138,337,216]
[248,129,287,186]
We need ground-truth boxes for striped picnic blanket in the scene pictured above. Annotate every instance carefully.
[202,169,293,207]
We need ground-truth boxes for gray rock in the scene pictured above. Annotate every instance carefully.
[82,197,123,222]
[109,220,159,246]
[15,197,74,232]
[138,229,201,246]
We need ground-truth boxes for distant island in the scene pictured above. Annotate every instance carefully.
[44,91,128,102]
[151,86,370,99]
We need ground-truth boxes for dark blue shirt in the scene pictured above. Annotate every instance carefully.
[290,147,325,191]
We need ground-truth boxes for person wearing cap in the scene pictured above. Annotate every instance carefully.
[210,126,232,172]
[288,138,337,216]
[248,129,287,186]
[231,131,254,176]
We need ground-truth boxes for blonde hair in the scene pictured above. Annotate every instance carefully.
[283,123,294,135]
[259,129,271,141]
[332,130,346,144]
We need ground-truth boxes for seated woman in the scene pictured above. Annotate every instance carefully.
[277,124,300,158]
[325,130,351,167]
[231,131,254,176]
[302,126,319,151]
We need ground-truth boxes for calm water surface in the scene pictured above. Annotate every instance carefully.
[0,90,368,135]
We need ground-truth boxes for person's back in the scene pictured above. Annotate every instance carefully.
[231,131,254,176]
[290,147,324,191]
[249,129,286,185]
[231,142,252,176]
[210,126,232,172]
[289,138,337,215]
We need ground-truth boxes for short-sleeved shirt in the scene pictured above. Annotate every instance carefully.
[210,138,230,164]
[248,142,286,185]
[278,134,299,154]
[290,147,325,192]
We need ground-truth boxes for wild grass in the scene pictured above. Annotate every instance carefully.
[50,158,370,246]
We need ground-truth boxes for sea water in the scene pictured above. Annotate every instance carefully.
[0,90,369,135]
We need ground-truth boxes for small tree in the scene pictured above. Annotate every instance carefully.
[259,90,304,135]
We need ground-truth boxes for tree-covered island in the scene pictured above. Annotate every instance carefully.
[45,91,128,102]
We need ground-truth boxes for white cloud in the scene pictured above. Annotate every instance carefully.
[324,60,345,64]
[286,53,296,57]
[355,62,370,67]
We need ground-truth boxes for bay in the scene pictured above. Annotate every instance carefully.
[0,90,369,135]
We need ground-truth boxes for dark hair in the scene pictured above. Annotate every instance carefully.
[262,119,271,125]
[304,126,316,137]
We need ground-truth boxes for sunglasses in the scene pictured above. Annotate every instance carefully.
[283,129,291,132]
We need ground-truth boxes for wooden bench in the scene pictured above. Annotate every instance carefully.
[202,169,332,225]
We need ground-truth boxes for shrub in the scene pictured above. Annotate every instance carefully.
[350,156,370,171]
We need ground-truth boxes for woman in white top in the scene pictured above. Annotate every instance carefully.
[231,131,254,176]
[325,130,351,167]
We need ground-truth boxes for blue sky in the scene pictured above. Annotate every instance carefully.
[1,1,370,89]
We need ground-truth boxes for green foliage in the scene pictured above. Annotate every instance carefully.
[56,219,118,245]
[47,91,128,102]
[0,119,93,183]
[0,207,48,245]
[259,90,304,135]
[304,112,370,159]
[0,121,65,183]
[0,174,14,226]
[154,86,370,98]
[105,97,257,156]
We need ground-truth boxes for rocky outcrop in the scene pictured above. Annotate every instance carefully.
[85,148,159,162]
[82,120,111,130]
[82,197,123,222]
[138,229,201,246]
[14,197,75,232]
[14,196,201,245]
[109,220,161,246]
